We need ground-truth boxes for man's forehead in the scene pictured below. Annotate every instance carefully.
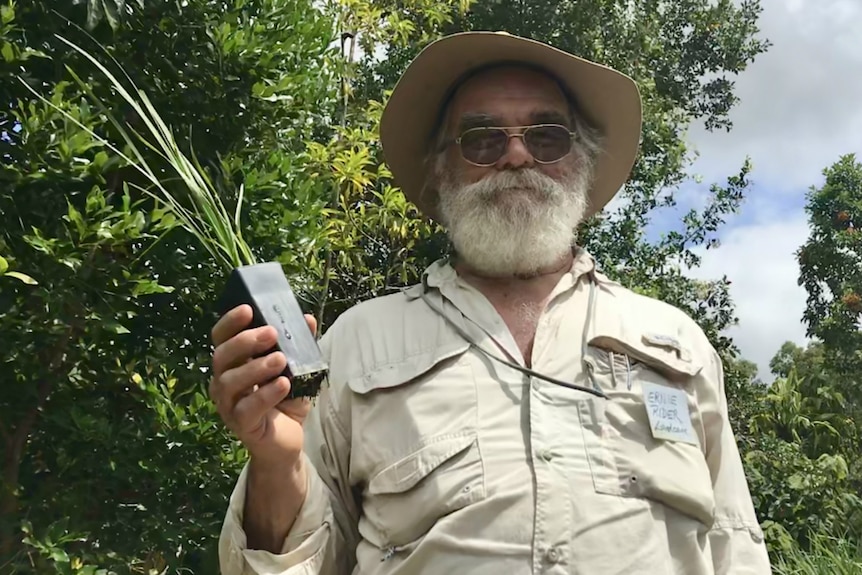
[446,65,570,122]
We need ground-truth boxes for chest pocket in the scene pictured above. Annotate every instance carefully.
[347,345,486,550]
[581,331,716,527]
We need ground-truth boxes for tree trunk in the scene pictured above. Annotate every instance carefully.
[0,330,71,558]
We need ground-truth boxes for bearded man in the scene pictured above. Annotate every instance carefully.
[210,32,772,575]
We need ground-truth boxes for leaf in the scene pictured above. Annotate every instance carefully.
[103,0,124,31]
[86,0,104,30]
[787,473,806,490]
[1,42,14,63]
[5,271,38,285]
[132,279,175,296]
[0,255,7,274]
[50,548,70,563]
[67,201,86,238]
[93,151,110,168]
[106,321,130,334]
[0,4,14,25]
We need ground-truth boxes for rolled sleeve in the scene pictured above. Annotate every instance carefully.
[702,351,772,574]
[218,452,334,575]
[708,515,768,575]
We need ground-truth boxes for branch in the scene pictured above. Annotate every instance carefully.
[1,324,75,556]
[316,18,356,333]
[316,244,333,333]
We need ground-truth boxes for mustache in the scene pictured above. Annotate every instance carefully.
[462,168,564,198]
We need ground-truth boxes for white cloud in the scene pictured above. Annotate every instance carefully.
[688,210,810,381]
[687,0,862,192]
[678,0,862,380]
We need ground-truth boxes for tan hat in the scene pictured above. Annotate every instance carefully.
[379,31,642,220]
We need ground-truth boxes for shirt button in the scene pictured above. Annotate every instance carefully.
[546,547,560,563]
[538,449,553,462]
[750,527,765,544]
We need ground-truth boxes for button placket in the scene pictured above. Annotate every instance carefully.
[529,376,571,574]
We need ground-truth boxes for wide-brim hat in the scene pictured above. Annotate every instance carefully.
[379,31,642,220]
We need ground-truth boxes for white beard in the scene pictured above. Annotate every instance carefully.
[436,166,591,277]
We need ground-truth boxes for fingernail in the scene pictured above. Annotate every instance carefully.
[267,352,283,368]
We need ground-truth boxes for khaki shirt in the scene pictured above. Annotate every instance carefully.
[219,250,772,575]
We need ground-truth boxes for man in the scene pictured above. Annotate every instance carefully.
[211,31,772,575]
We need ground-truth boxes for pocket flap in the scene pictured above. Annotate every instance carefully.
[590,330,701,380]
[347,342,470,395]
[368,432,477,495]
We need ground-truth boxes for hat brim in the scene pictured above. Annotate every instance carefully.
[380,31,643,220]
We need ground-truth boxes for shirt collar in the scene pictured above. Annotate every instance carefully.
[420,247,599,294]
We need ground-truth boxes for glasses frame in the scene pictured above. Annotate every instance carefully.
[450,123,578,167]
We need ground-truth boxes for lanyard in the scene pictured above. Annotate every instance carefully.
[419,274,608,400]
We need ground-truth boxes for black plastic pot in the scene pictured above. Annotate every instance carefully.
[217,261,328,398]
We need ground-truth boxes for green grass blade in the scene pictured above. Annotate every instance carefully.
[46,35,258,271]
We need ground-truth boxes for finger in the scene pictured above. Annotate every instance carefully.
[212,304,253,347]
[212,324,278,377]
[305,314,317,337]
[275,396,312,424]
[232,376,293,433]
[217,350,287,407]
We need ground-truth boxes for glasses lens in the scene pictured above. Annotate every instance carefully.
[524,125,572,162]
[459,128,508,165]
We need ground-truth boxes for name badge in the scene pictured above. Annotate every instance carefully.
[642,381,698,446]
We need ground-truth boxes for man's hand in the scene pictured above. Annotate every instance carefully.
[210,304,318,552]
[209,304,316,467]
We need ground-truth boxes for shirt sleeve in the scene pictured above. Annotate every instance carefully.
[217,451,334,575]
[702,350,773,574]
[218,331,360,575]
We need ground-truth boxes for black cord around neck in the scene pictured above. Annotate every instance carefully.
[418,283,608,400]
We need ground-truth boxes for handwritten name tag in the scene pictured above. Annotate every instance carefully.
[642,381,699,446]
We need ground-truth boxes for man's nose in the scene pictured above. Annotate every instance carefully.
[495,135,535,170]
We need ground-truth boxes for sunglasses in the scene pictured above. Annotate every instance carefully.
[450,123,577,167]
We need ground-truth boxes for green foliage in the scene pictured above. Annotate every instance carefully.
[773,532,862,575]
[729,155,862,562]
[71,0,142,32]
[737,345,862,558]
[798,154,862,371]
[1,0,336,571]
[745,434,861,552]
[722,355,765,450]
[771,154,862,559]
[30,34,259,272]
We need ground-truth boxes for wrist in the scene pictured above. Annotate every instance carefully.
[243,453,308,552]
[248,450,305,485]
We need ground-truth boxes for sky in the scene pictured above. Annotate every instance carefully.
[664,0,862,380]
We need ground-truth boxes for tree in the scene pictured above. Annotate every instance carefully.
[1,0,336,570]
[733,154,862,557]
[793,155,862,543]
[743,359,862,552]
[798,154,862,373]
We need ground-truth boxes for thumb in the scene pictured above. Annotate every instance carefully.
[304,314,318,337]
